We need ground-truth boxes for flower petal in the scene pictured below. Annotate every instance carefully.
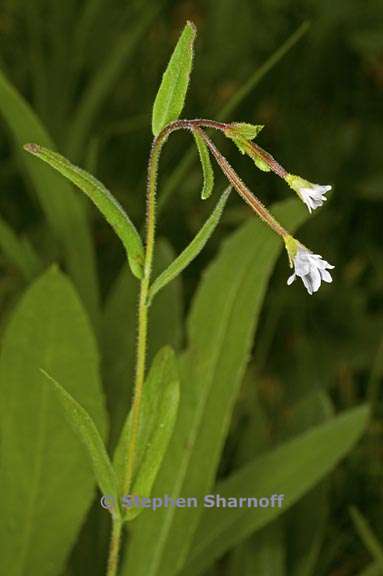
[318,185,332,193]
[320,269,333,283]
[310,267,322,292]
[289,245,334,294]
[287,273,296,285]
[298,184,331,213]
[301,274,314,295]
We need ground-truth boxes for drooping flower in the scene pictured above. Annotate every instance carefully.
[285,174,332,213]
[298,184,332,213]
[284,236,334,295]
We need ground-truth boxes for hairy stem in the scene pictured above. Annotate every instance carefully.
[122,120,228,503]
[123,136,165,497]
[106,516,122,576]
[106,127,167,576]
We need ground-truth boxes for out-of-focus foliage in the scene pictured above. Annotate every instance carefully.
[0,0,382,574]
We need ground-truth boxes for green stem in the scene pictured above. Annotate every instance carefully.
[106,516,123,576]
[105,131,167,576]
[122,132,167,497]
[122,119,227,497]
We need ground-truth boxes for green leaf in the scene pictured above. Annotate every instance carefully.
[181,405,369,576]
[148,187,231,303]
[284,390,333,576]
[244,524,285,576]
[229,525,285,576]
[123,199,309,576]
[228,135,246,155]
[24,144,144,279]
[0,214,42,280]
[40,369,118,502]
[350,506,383,569]
[103,239,183,449]
[228,134,271,172]
[252,154,271,172]
[192,129,214,199]
[227,373,285,576]
[0,267,107,576]
[0,68,99,324]
[113,347,180,520]
[152,21,196,136]
[226,122,264,141]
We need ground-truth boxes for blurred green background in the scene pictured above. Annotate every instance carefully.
[0,1,382,574]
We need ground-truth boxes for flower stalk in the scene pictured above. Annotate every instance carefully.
[195,127,289,238]
[246,140,287,178]
[223,122,332,213]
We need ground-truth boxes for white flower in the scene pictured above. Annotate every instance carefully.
[285,174,332,213]
[298,184,332,213]
[287,246,334,295]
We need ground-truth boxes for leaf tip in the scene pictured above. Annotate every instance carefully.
[24,143,41,155]
[186,20,197,37]
[44,263,64,282]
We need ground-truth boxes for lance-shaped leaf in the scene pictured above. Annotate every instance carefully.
[283,390,333,576]
[148,187,231,303]
[24,144,144,279]
[152,21,196,136]
[275,392,331,576]
[0,68,99,322]
[181,405,369,576]
[192,129,214,199]
[40,369,118,503]
[113,347,179,520]
[227,369,285,576]
[0,267,106,576]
